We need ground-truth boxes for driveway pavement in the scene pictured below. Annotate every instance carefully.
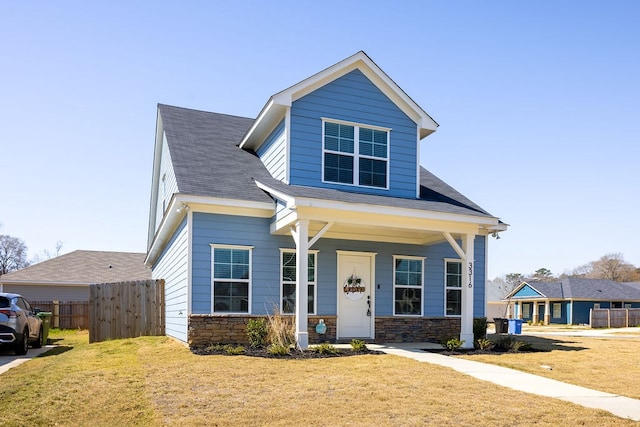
[0,346,55,375]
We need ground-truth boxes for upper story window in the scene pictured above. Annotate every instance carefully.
[323,120,389,189]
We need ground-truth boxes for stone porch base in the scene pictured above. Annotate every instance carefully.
[188,314,461,348]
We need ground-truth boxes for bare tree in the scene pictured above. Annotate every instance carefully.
[0,235,29,275]
[588,253,636,282]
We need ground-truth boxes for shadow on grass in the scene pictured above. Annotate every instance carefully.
[36,346,73,357]
[490,334,588,352]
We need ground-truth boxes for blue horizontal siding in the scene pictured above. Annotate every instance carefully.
[190,211,487,319]
[152,217,188,342]
[256,119,286,181]
[289,69,418,198]
[514,285,543,298]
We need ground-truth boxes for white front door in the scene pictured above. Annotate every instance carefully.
[337,252,374,339]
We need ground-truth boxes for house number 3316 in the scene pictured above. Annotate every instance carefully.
[467,262,473,288]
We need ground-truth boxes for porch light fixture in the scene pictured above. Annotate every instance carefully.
[176,203,190,214]
[491,232,501,239]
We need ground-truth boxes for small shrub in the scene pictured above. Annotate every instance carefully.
[224,345,246,355]
[527,320,533,325]
[476,338,494,351]
[350,339,367,352]
[443,338,464,351]
[509,340,532,352]
[495,336,531,352]
[473,317,488,342]
[312,342,338,355]
[267,343,290,356]
[205,343,226,352]
[247,318,268,348]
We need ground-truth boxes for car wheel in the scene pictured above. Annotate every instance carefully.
[14,328,28,355]
[33,326,43,348]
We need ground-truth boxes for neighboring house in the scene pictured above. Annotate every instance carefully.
[503,278,640,325]
[0,250,151,302]
[145,51,507,349]
[486,280,515,321]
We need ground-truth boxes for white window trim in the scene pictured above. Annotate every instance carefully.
[279,249,319,315]
[393,255,425,316]
[444,258,462,317]
[321,118,391,190]
[210,244,254,314]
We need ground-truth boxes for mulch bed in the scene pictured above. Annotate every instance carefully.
[191,345,384,359]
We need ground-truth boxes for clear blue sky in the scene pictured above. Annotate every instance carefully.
[2,1,638,278]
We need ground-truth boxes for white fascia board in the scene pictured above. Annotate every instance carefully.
[145,194,275,266]
[147,112,165,250]
[293,197,501,227]
[254,180,295,206]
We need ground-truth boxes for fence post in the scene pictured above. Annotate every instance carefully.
[53,300,60,328]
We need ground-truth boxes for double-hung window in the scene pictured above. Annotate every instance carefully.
[323,120,389,188]
[211,245,252,313]
[393,256,424,315]
[445,259,462,316]
[280,249,317,315]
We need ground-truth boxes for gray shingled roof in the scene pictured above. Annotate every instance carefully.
[513,278,640,301]
[160,104,494,218]
[0,250,151,284]
[159,104,274,204]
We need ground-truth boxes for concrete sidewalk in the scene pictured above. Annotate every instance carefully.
[0,346,56,375]
[371,343,640,421]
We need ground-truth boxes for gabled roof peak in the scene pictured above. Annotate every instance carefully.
[240,51,438,150]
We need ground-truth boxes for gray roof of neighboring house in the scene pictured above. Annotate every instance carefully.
[512,278,640,301]
[0,250,151,284]
[159,104,495,219]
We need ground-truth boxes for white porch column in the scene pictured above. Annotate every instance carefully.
[293,220,309,349]
[460,234,475,349]
[517,301,523,319]
[544,301,551,325]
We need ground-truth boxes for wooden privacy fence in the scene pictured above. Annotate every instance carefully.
[590,308,640,328]
[31,301,89,329]
[89,279,165,343]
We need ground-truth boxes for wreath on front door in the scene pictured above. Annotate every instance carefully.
[343,274,366,300]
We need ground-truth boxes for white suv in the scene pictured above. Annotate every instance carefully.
[0,293,43,355]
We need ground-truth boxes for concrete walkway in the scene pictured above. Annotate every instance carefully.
[371,342,640,422]
[0,345,55,375]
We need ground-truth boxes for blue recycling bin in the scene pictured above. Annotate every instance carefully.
[508,319,523,335]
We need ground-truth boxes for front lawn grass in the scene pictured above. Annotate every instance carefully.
[459,333,640,400]
[0,329,635,426]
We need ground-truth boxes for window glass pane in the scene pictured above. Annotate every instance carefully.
[447,262,461,274]
[325,153,353,184]
[395,287,421,315]
[308,284,315,314]
[359,158,386,188]
[214,281,249,313]
[282,283,295,313]
[308,254,315,282]
[324,122,354,153]
[446,289,461,315]
[282,252,296,282]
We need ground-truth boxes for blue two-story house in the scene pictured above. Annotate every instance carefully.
[145,51,507,349]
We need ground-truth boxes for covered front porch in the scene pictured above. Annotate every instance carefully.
[255,179,506,349]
